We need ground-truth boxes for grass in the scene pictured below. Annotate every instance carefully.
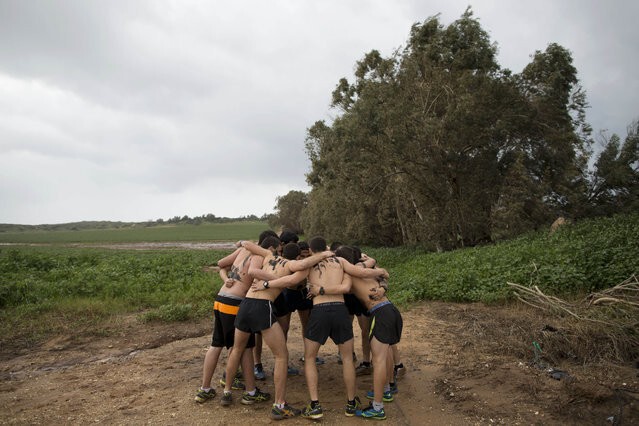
[0,221,270,244]
[1,214,637,349]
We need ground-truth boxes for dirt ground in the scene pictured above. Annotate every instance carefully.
[1,301,637,425]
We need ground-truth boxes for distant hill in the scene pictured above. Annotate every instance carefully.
[0,214,266,233]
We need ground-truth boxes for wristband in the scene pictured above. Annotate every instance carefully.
[319,286,325,295]
[263,281,269,289]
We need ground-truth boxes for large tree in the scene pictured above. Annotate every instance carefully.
[302,9,592,247]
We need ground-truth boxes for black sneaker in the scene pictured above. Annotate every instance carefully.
[345,396,361,417]
[271,402,302,420]
[301,402,323,419]
[220,391,233,406]
[241,387,271,405]
[394,363,405,380]
[194,387,216,403]
[355,362,373,376]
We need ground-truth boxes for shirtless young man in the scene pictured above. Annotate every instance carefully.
[296,237,388,419]
[194,232,279,404]
[308,245,401,421]
[221,239,332,420]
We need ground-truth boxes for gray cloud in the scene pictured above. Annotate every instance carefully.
[1,0,638,224]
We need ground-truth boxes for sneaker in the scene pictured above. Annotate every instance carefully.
[241,387,271,405]
[394,363,405,379]
[287,366,300,376]
[194,387,216,403]
[220,376,245,390]
[390,383,399,394]
[301,402,323,419]
[254,364,266,381]
[345,396,362,417]
[355,362,373,376]
[271,402,302,420]
[220,391,233,406]
[366,390,394,402]
[355,404,386,420]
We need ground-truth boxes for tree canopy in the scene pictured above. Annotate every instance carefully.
[271,9,637,248]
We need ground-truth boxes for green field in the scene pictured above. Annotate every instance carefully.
[1,214,637,348]
[0,221,270,244]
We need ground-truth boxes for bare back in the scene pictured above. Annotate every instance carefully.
[307,256,346,304]
[223,248,260,298]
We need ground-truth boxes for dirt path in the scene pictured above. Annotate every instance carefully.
[1,302,637,425]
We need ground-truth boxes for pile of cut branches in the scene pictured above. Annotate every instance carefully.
[508,275,639,364]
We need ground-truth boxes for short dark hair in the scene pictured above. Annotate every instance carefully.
[297,241,309,251]
[352,246,363,263]
[309,236,327,253]
[279,230,299,244]
[258,230,278,244]
[260,236,280,250]
[335,245,357,264]
[282,242,301,260]
[329,241,343,251]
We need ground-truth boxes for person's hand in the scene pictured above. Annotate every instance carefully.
[375,268,389,279]
[306,283,319,297]
[235,240,243,248]
[224,278,235,288]
[251,280,267,291]
[322,250,334,258]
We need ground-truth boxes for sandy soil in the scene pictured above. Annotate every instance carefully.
[1,302,637,425]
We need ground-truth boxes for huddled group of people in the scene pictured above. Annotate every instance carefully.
[195,230,404,421]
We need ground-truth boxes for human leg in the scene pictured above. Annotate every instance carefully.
[200,345,223,389]
[261,322,289,405]
[222,330,250,395]
[303,338,322,401]
[338,338,357,401]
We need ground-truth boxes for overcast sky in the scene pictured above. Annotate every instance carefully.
[1,0,637,225]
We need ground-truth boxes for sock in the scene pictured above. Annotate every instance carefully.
[384,384,390,393]
[390,382,396,387]
[255,363,263,369]
[224,390,231,396]
[394,363,403,370]
[276,402,285,409]
[310,400,320,409]
[348,398,356,406]
[362,361,371,367]
[201,387,211,392]
[372,401,384,411]
[248,389,256,396]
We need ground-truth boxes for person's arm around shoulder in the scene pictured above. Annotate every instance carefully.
[288,250,333,272]
[339,257,389,279]
[216,248,242,269]
[237,240,272,258]
[251,270,310,291]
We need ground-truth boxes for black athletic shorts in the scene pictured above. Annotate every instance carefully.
[273,292,290,317]
[368,301,403,345]
[305,302,353,345]
[235,297,278,334]
[344,293,368,316]
[211,294,255,349]
[284,287,313,312]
